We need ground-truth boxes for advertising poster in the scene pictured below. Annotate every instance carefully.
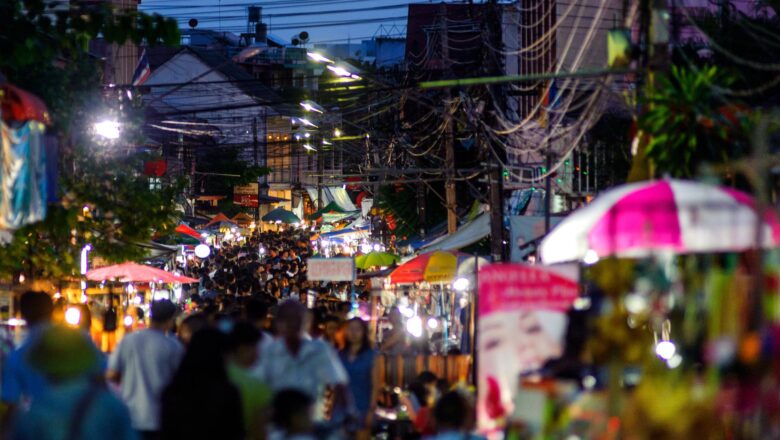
[477,263,579,435]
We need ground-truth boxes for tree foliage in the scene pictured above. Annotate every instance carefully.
[638,66,751,178]
[0,0,182,280]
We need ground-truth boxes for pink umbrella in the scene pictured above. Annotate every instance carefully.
[86,262,199,284]
[540,179,780,264]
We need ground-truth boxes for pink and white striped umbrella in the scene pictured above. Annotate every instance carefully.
[540,179,780,264]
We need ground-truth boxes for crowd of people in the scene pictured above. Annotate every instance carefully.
[0,230,484,440]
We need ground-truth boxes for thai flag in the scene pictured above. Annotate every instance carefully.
[131,49,151,86]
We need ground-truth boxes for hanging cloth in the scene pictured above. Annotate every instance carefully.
[0,120,48,229]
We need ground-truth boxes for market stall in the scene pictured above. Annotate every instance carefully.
[476,178,780,438]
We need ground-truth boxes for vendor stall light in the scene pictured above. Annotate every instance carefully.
[321,239,331,247]
[624,293,648,314]
[655,340,676,360]
[666,353,683,369]
[123,315,134,327]
[300,100,324,113]
[259,247,266,255]
[53,292,61,300]
[427,317,439,330]
[582,375,597,390]
[573,297,591,310]
[299,118,318,128]
[322,140,332,146]
[194,244,211,259]
[80,294,88,303]
[399,305,415,318]
[406,316,423,338]
[7,318,25,327]
[303,143,316,151]
[94,120,121,140]
[65,307,82,326]
[307,52,334,64]
[453,277,470,292]
[133,296,142,305]
[327,65,354,78]
[154,290,169,301]
[334,128,342,137]
[583,249,599,265]
[372,244,381,252]
[18,274,25,284]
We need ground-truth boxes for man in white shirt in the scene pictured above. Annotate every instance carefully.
[107,300,184,440]
[254,300,348,420]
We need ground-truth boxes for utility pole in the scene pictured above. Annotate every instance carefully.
[544,142,552,233]
[441,4,458,235]
[486,0,506,260]
[317,147,324,210]
[253,117,260,220]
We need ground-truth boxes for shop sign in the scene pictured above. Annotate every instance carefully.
[234,183,258,207]
[307,257,355,281]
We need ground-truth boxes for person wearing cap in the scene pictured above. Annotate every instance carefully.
[10,325,136,440]
[107,300,183,440]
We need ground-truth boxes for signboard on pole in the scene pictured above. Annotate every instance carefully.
[476,263,579,434]
[307,257,355,282]
[234,183,259,207]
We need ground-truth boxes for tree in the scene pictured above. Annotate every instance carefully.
[637,66,751,178]
[0,0,181,281]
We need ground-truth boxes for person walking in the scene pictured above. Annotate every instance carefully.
[1,291,54,433]
[425,391,486,440]
[161,328,244,440]
[254,300,348,422]
[107,300,184,440]
[227,321,272,440]
[339,318,379,440]
[10,325,135,440]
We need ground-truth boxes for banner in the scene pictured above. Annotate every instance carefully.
[509,215,564,262]
[307,257,355,282]
[234,183,258,207]
[477,263,578,434]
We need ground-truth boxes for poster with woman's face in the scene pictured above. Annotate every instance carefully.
[476,263,578,435]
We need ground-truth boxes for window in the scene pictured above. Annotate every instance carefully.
[149,177,162,191]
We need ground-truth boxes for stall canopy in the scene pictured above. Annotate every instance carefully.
[175,223,202,240]
[421,214,490,252]
[203,213,237,229]
[306,186,358,212]
[87,262,198,283]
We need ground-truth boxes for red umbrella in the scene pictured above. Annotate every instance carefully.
[1,83,51,125]
[175,223,203,240]
[86,262,198,284]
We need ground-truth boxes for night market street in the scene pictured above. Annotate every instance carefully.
[4,0,780,439]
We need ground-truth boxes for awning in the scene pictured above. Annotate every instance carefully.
[421,213,490,252]
[306,186,357,212]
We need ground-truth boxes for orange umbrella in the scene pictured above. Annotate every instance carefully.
[389,250,471,284]
[86,262,198,284]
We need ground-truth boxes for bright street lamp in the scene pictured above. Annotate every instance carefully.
[327,65,360,80]
[334,128,342,137]
[300,100,324,113]
[298,118,318,128]
[94,120,120,139]
[307,52,334,64]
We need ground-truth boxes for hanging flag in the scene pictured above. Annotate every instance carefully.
[131,50,151,86]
